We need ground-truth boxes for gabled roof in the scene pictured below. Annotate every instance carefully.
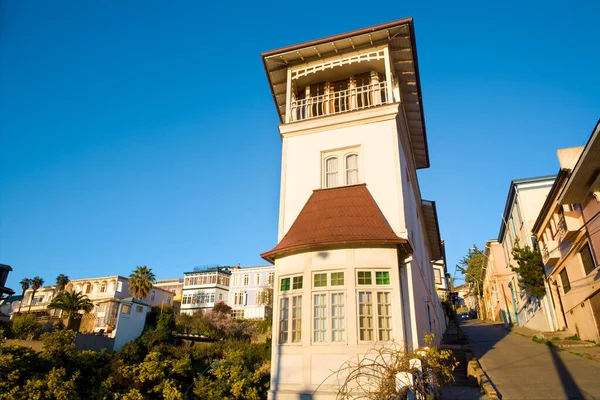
[261,184,411,263]
[261,18,430,169]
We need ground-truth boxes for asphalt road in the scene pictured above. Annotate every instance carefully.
[461,320,600,399]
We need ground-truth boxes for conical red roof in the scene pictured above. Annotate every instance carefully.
[261,184,410,262]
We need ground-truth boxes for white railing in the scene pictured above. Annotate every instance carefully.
[290,81,389,122]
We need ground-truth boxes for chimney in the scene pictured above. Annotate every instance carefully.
[557,146,584,170]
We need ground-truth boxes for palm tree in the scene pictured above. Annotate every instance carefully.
[128,265,156,300]
[47,290,93,330]
[28,276,44,313]
[55,274,70,292]
[17,278,30,313]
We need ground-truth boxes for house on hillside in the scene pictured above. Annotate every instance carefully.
[228,265,274,319]
[260,18,446,399]
[0,264,15,301]
[533,120,600,342]
[180,266,231,315]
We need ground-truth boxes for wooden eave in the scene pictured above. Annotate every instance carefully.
[261,17,430,169]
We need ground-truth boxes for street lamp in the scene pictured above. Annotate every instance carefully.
[184,362,221,400]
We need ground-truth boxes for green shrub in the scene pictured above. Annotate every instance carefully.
[11,314,42,340]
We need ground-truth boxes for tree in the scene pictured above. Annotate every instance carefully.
[18,278,31,313]
[128,265,156,300]
[55,274,70,293]
[47,290,93,330]
[28,276,44,313]
[456,246,484,295]
[510,240,546,298]
[212,302,232,314]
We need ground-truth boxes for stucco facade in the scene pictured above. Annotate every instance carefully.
[229,265,274,320]
[261,19,445,399]
[497,176,557,331]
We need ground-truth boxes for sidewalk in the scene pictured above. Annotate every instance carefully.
[499,321,600,362]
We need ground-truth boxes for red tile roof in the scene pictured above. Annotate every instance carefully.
[261,184,411,262]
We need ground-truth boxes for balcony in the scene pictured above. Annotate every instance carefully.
[542,239,560,266]
[290,81,389,122]
[557,211,583,243]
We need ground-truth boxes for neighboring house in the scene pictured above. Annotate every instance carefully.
[228,265,275,319]
[481,239,516,323]
[533,120,600,342]
[65,275,175,309]
[94,297,150,351]
[497,175,558,332]
[20,285,60,316]
[433,242,450,301]
[181,266,231,315]
[0,264,15,301]
[260,18,445,399]
[154,278,184,312]
[455,283,470,309]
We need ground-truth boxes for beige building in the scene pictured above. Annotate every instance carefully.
[496,175,558,331]
[260,18,445,399]
[481,239,516,323]
[534,120,600,342]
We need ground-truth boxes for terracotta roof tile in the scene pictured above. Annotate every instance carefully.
[261,184,410,262]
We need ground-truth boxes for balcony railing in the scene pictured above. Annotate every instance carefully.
[541,240,560,267]
[290,81,389,122]
[557,211,583,243]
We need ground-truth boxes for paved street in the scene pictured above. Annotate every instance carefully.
[461,320,600,399]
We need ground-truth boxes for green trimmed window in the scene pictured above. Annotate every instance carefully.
[376,271,390,285]
[281,278,291,291]
[293,276,303,290]
[331,272,344,286]
[357,271,372,285]
[314,273,327,287]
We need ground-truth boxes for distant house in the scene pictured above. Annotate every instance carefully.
[228,265,274,320]
[154,278,184,312]
[181,266,231,315]
[93,297,150,351]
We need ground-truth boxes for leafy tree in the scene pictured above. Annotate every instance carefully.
[212,301,231,314]
[47,290,93,330]
[28,276,44,313]
[17,278,30,314]
[55,274,70,293]
[11,314,42,340]
[0,344,41,397]
[510,240,546,298]
[128,266,156,300]
[40,330,76,362]
[456,246,484,295]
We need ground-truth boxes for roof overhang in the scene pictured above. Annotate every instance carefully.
[261,17,430,169]
[559,119,600,204]
[421,200,442,261]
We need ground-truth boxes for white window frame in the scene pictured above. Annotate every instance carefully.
[356,269,393,342]
[322,146,362,189]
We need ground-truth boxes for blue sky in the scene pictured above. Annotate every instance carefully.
[1,1,599,291]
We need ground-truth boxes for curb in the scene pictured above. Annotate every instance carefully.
[467,357,498,399]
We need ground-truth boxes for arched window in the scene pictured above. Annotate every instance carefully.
[325,157,339,188]
[345,154,359,185]
[100,282,107,293]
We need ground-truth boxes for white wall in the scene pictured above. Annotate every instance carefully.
[112,302,149,351]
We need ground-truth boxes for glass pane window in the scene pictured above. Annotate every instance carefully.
[326,157,339,188]
[375,271,390,285]
[358,291,374,341]
[580,243,596,276]
[331,293,345,342]
[377,292,392,341]
[346,154,359,185]
[314,273,327,288]
[331,272,344,286]
[293,276,303,290]
[281,278,291,291]
[560,269,571,294]
[313,294,327,342]
[279,297,289,343]
[291,295,302,342]
[357,271,372,285]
